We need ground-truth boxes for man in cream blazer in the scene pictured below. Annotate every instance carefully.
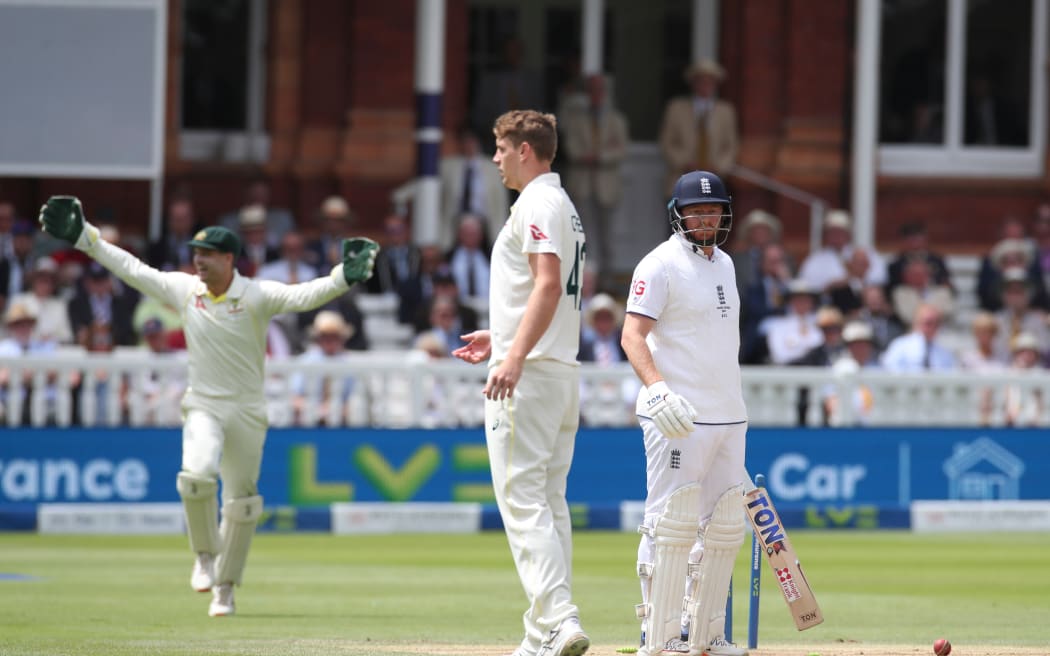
[659,59,739,197]
[560,73,630,277]
[439,125,510,250]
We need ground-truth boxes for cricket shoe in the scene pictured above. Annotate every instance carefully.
[538,616,590,656]
[659,635,748,656]
[190,552,215,592]
[703,635,748,656]
[208,582,235,617]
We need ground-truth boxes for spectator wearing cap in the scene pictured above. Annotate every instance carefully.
[1003,332,1047,427]
[290,310,357,426]
[881,303,957,372]
[659,58,738,194]
[977,234,1049,312]
[67,261,138,348]
[307,195,356,269]
[219,179,295,250]
[578,293,626,365]
[890,255,955,328]
[993,267,1049,357]
[764,279,823,365]
[235,205,275,277]
[0,301,59,425]
[797,209,888,297]
[886,221,952,299]
[740,242,793,364]
[446,214,491,301]
[9,256,73,344]
[148,196,202,271]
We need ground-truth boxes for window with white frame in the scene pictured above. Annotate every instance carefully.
[179,0,269,163]
[878,0,1046,177]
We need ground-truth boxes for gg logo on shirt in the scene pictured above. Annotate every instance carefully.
[633,279,646,296]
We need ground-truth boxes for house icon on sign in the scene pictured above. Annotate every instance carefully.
[942,437,1025,500]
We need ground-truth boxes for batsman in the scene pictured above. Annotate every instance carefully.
[38,196,378,617]
[621,171,749,656]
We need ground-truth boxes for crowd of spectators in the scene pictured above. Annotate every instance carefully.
[4,53,1050,428]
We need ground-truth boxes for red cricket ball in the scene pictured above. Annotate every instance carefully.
[933,638,952,655]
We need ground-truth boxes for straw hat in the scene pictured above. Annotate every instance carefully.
[816,306,844,328]
[842,321,874,343]
[4,301,37,325]
[823,209,851,230]
[1010,331,1041,353]
[684,58,726,81]
[584,293,624,327]
[740,209,782,240]
[239,204,266,228]
[321,195,352,220]
[990,238,1034,269]
[309,310,354,341]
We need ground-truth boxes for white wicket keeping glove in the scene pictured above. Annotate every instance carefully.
[644,381,697,439]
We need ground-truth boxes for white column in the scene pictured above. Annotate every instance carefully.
[413,0,446,246]
[692,0,719,62]
[851,0,880,250]
[581,0,604,75]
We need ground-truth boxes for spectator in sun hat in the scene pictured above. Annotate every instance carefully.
[798,209,888,296]
[764,278,823,364]
[9,256,73,344]
[308,195,357,269]
[578,292,626,365]
[978,234,1049,312]
[658,58,739,194]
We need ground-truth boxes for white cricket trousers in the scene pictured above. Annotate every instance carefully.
[181,392,268,504]
[485,359,581,653]
[639,421,747,560]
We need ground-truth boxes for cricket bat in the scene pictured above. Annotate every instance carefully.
[744,485,824,631]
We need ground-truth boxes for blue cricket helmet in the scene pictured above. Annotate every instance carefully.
[667,170,734,247]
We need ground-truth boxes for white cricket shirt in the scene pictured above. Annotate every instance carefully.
[625,235,748,423]
[488,172,584,366]
[83,237,350,401]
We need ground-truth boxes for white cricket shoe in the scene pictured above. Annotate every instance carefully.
[190,552,215,592]
[538,616,590,656]
[704,635,748,656]
[659,637,690,654]
[208,582,235,617]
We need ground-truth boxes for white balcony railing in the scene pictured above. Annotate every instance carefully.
[2,351,1048,429]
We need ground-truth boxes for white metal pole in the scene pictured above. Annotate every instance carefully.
[413,0,446,246]
[581,0,603,75]
[851,0,880,250]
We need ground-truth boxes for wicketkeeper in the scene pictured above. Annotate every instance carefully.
[38,196,378,617]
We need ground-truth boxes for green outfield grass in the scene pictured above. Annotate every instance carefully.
[0,530,1046,655]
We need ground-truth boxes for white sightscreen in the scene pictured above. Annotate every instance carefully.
[0,0,165,178]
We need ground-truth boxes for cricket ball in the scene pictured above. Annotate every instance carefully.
[933,638,951,655]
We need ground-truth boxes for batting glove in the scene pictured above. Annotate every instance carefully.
[644,381,697,439]
[340,237,379,286]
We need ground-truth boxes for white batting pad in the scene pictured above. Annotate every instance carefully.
[214,495,263,586]
[637,483,700,654]
[175,472,220,554]
[686,484,745,654]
